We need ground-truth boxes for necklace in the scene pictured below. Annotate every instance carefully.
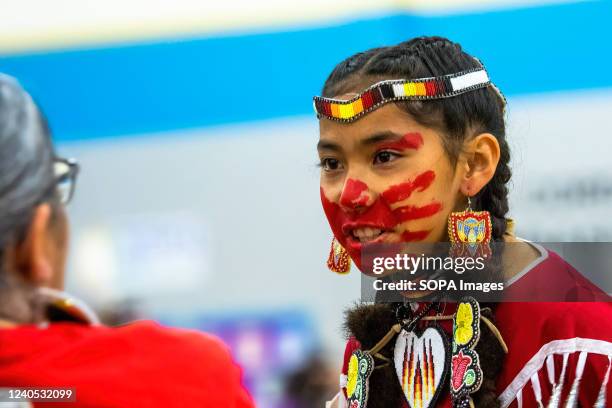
[393,300,449,408]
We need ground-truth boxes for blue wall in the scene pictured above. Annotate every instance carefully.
[0,1,611,141]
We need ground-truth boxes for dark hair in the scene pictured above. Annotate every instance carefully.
[322,36,511,240]
[0,74,58,323]
[324,37,509,407]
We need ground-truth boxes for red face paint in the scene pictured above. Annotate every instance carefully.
[322,197,439,267]
[339,178,369,208]
[401,230,431,242]
[321,143,442,267]
[321,187,358,265]
[393,202,443,223]
[321,188,396,268]
[381,170,435,204]
[377,132,424,151]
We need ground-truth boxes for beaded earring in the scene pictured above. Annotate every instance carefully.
[326,237,351,274]
[448,196,492,258]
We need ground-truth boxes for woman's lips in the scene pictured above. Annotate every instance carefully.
[351,227,384,242]
[342,225,393,251]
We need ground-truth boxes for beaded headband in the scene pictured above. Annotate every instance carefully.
[313,68,491,122]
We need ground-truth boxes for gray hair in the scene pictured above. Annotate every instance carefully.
[0,74,56,323]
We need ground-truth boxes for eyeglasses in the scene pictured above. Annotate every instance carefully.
[53,157,79,205]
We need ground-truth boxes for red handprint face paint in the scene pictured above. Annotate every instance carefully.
[321,170,442,266]
[318,103,462,270]
[376,132,423,152]
[340,179,370,207]
[381,170,435,203]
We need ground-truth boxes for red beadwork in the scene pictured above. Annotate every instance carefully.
[361,92,373,110]
[327,238,351,274]
[425,81,436,96]
[437,79,446,94]
[448,209,492,259]
[370,88,382,105]
[323,101,332,117]
[313,68,491,122]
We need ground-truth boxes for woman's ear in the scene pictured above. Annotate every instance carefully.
[16,203,55,286]
[460,133,501,196]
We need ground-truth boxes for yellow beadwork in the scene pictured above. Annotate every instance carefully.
[330,103,339,118]
[339,103,354,119]
[454,302,474,346]
[404,82,416,96]
[415,83,426,96]
[313,68,492,122]
[346,354,358,397]
[353,99,364,115]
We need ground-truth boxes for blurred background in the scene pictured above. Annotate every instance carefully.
[1,0,611,406]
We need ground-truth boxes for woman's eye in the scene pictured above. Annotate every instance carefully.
[320,158,343,171]
[373,151,400,165]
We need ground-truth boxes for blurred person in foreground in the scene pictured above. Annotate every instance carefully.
[0,74,254,408]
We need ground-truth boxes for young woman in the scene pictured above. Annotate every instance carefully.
[315,37,611,408]
[0,74,254,407]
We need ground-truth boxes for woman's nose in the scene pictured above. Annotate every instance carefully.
[339,178,371,211]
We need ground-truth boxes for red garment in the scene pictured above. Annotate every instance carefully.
[0,320,254,408]
[495,249,612,407]
[338,248,612,407]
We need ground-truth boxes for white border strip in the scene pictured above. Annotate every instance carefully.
[0,0,391,54]
[450,69,490,91]
[0,0,585,54]
[498,338,612,407]
[504,239,549,287]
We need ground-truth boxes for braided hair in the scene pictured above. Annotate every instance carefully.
[323,37,510,407]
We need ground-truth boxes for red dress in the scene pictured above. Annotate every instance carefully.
[0,320,254,407]
[495,249,611,408]
[334,247,612,407]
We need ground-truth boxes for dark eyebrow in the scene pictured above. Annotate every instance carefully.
[317,139,342,152]
[360,131,405,147]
